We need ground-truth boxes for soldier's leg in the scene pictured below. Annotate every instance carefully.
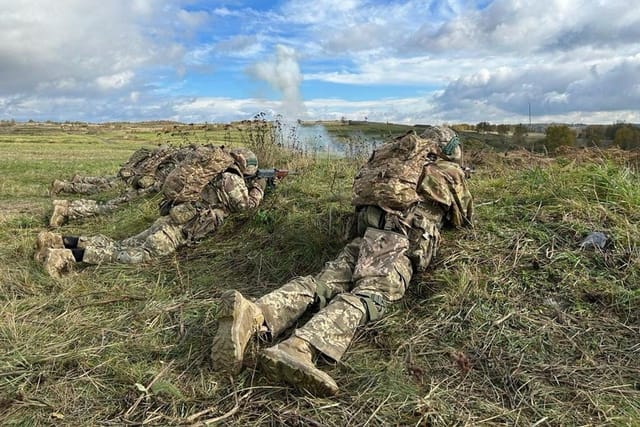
[49,199,118,227]
[73,175,118,188]
[76,217,182,266]
[77,234,121,264]
[212,238,361,374]
[258,228,412,395]
[58,182,103,195]
[69,199,121,220]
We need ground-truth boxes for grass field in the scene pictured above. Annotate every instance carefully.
[0,122,638,426]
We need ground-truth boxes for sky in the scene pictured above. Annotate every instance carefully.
[1,0,639,125]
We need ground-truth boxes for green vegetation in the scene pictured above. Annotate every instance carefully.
[0,122,638,425]
[543,125,577,153]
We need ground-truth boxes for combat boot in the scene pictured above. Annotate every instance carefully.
[43,248,76,278]
[49,200,70,228]
[34,231,64,263]
[211,290,265,375]
[259,336,339,397]
[50,179,68,196]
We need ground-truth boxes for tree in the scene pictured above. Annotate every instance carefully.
[544,125,576,153]
[512,124,528,146]
[583,125,605,146]
[476,121,492,133]
[613,125,640,150]
[496,124,511,135]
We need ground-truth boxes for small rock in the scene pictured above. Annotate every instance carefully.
[579,231,608,250]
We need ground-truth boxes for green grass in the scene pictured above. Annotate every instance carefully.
[0,122,638,426]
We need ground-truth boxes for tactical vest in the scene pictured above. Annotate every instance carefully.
[351,131,439,212]
[162,146,234,203]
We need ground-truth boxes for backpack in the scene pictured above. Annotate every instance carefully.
[118,147,154,181]
[162,146,234,203]
[352,131,439,212]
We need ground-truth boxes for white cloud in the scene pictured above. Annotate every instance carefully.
[281,0,361,24]
[96,71,135,90]
[0,0,639,125]
[0,0,188,96]
[214,35,264,58]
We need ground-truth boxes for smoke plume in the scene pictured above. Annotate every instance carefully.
[248,44,306,118]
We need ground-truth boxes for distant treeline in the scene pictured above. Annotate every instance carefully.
[453,122,640,152]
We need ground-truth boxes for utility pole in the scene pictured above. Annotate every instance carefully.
[528,102,532,131]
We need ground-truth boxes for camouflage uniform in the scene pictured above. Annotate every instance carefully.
[49,146,193,227]
[42,146,265,269]
[78,172,264,264]
[50,174,121,195]
[211,126,473,395]
[49,147,156,195]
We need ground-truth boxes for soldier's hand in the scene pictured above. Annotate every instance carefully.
[463,166,473,179]
[253,177,268,191]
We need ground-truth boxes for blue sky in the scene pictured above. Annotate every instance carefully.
[1,0,639,124]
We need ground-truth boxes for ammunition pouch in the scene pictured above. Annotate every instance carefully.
[356,205,385,236]
[356,292,386,323]
[314,280,333,309]
[169,202,197,224]
[135,174,155,189]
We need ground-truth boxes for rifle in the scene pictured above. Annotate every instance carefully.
[249,168,298,188]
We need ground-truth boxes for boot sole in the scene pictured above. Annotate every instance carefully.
[259,347,339,397]
[211,291,243,374]
[211,290,264,375]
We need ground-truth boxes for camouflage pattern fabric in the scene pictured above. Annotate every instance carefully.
[294,293,366,362]
[78,171,264,265]
[201,173,264,213]
[128,146,192,190]
[351,131,441,212]
[255,127,473,362]
[254,239,361,336]
[55,147,155,195]
[257,276,317,337]
[162,146,234,203]
[54,146,198,224]
[117,147,155,182]
[54,175,120,195]
[80,215,188,264]
[419,125,464,166]
[350,228,412,303]
[67,199,122,220]
[419,160,473,227]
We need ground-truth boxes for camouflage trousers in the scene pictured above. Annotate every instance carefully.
[55,175,121,195]
[257,206,442,361]
[79,204,226,265]
[65,187,154,221]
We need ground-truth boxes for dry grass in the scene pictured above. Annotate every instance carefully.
[0,123,638,426]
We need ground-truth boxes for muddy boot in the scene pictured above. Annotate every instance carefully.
[49,200,70,228]
[211,290,265,375]
[34,231,64,263]
[259,336,339,397]
[43,248,76,278]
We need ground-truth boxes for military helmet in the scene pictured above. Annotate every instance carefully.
[229,147,258,176]
[419,125,463,166]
